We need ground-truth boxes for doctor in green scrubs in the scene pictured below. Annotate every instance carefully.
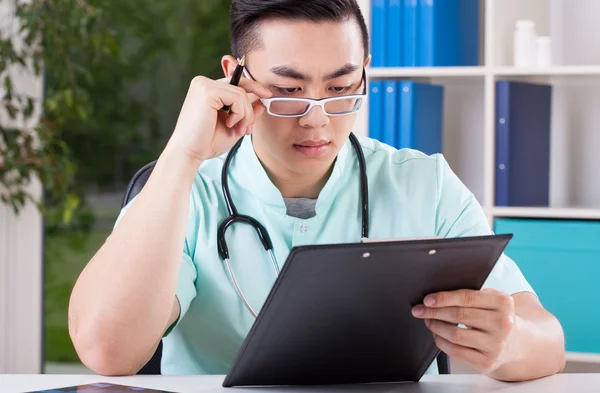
[68,0,566,382]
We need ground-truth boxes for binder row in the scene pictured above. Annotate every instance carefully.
[368,80,553,208]
[371,0,480,67]
[368,80,444,156]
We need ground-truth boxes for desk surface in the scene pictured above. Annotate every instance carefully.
[1,374,600,393]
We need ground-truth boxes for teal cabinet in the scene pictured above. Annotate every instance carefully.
[494,218,600,354]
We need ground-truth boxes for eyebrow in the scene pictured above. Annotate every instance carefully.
[269,63,361,81]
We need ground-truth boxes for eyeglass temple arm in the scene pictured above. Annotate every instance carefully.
[361,68,367,95]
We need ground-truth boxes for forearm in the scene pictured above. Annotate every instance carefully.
[488,301,566,381]
[68,144,200,375]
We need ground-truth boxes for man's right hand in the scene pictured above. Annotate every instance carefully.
[167,74,273,166]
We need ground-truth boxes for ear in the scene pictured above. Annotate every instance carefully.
[221,55,240,78]
[364,54,372,69]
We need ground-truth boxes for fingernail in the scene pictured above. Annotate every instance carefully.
[424,296,435,307]
[425,319,431,328]
[412,305,425,316]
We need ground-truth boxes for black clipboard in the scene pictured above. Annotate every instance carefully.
[222,234,513,387]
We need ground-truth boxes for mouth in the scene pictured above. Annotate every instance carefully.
[293,140,330,157]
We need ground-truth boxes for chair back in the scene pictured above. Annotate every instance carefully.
[122,161,161,375]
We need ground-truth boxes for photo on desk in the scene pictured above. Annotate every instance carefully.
[25,383,178,393]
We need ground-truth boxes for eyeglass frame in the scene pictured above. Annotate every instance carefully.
[241,63,368,118]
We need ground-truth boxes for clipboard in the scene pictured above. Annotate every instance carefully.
[222,234,513,387]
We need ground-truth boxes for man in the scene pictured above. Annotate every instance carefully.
[68,0,566,381]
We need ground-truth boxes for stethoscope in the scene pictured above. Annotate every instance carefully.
[217,133,369,318]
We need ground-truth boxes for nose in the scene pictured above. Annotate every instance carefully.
[298,105,330,129]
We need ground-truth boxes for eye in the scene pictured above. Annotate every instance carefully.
[330,85,352,94]
[276,87,300,95]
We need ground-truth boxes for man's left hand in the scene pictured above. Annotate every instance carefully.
[412,288,517,374]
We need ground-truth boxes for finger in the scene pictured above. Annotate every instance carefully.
[413,306,502,332]
[219,76,273,100]
[432,333,496,373]
[237,78,273,99]
[223,95,247,129]
[225,104,245,129]
[239,95,268,134]
[237,91,255,133]
[221,85,256,130]
[426,320,495,353]
[423,289,512,311]
[211,87,246,128]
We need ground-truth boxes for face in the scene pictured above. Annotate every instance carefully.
[224,18,370,180]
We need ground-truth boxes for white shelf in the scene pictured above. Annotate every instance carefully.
[368,66,487,79]
[368,65,600,79]
[357,0,600,214]
[494,65,600,77]
[566,352,600,364]
[492,207,600,220]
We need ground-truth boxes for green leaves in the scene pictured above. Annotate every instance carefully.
[0,0,121,219]
[2,0,232,224]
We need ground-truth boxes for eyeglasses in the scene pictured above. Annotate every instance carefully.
[242,66,367,118]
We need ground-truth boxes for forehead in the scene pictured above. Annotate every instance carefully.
[249,19,364,75]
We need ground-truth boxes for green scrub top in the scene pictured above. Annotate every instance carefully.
[114,135,534,375]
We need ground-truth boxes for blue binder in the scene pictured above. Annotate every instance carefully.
[369,81,384,141]
[386,0,403,67]
[382,81,399,148]
[371,0,386,67]
[403,0,418,67]
[398,81,444,155]
[495,81,552,207]
[417,0,480,66]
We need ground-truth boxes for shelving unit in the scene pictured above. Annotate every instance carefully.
[494,65,600,77]
[370,65,600,78]
[369,66,487,78]
[356,0,600,220]
[566,352,600,364]
[356,0,600,366]
[492,207,600,221]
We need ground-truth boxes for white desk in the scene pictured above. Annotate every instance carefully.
[1,374,599,393]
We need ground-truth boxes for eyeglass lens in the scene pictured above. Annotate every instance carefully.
[269,97,364,116]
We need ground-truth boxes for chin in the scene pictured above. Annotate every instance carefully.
[282,156,335,176]
[288,142,341,171]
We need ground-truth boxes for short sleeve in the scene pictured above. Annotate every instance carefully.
[433,155,535,296]
[113,198,198,337]
[164,250,197,336]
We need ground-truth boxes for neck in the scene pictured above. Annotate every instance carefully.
[270,165,334,199]
[252,139,334,199]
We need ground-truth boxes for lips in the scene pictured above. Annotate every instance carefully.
[295,140,329,147]
[293,140,330,157]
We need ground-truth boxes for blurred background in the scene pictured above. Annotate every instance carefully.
[0,0,232,374]
[39,0,231,372]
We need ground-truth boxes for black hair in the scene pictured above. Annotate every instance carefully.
[230,0,369,60]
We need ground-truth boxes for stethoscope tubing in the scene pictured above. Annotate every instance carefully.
[218,133,368,318]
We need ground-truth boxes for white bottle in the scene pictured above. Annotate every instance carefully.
[514,20,537,67]
[536,36,552,68]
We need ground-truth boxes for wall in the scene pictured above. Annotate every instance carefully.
[0,0,44,374]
